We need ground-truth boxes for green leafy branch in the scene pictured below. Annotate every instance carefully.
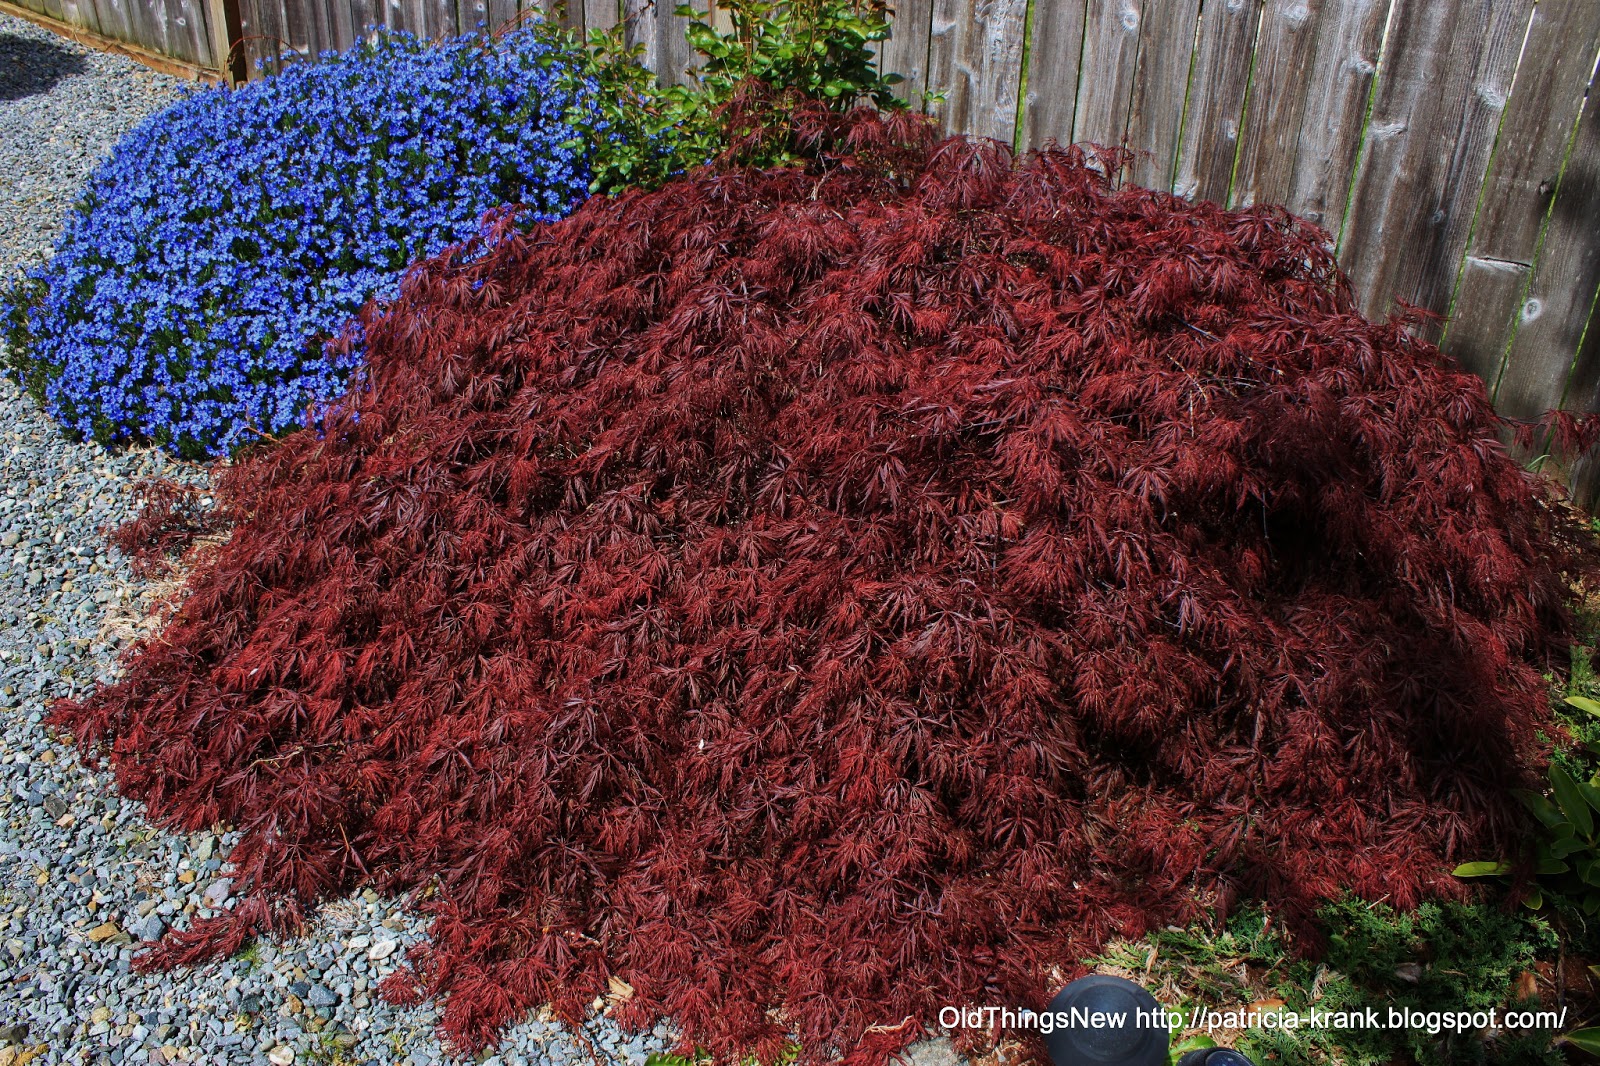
[1455,696,1600,914]
[552,0,904,195]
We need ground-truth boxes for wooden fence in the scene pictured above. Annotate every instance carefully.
[0,0,227,75]
[9,0,1600,496]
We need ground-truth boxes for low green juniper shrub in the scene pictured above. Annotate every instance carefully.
[1104,901,1560,1066]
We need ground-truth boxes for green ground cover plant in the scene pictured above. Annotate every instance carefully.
[1096,900,1562,1066]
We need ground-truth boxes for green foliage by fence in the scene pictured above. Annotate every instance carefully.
[559,0,904,193]
[1454,744,1600,916]
[1455,593,1600,919]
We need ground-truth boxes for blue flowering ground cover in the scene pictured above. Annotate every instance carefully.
[1,27,599,457]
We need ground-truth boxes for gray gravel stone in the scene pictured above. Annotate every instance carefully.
[0,13,686,1066]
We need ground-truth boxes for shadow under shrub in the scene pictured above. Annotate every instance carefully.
[1,25,598,458]
[54,109,1589,1062]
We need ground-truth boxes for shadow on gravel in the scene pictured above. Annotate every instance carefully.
[0,32,87,102]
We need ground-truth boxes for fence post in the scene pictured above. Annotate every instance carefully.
[207,0,247,83]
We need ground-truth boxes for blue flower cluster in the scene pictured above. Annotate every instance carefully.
[3,27,597,457]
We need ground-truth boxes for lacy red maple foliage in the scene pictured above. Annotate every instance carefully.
[109,480,221,577]
[56,110,1582,1062]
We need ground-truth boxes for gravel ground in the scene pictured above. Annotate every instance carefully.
[0,16,690,1066]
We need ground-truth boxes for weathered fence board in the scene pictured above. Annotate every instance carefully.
[1411,0,1532,321]
[323,0,351,43]
[169,0,212,62]
[537,0,576,33]
[1016,0,1085,149]
[1173,0,1264,204]
[1122,0,1198,190]
[342,0,373,37]
[880,0,937,109]
[206,0,238,77]
[480,0,510,33]
[624,0,693,85]
[431,0,458,35]
[277,0,318,54]
[1493,72,1600,423]
[1288,2,1389,205]
[91,0,138,53]
[1230,0,1327,209]
[924,0,1029,141]
[1283,0,1385,231]
[1446,0,1600,384]
[1072,0,1143,147]
[1339,0,1532,325]
[584,0,616,32]
[16,0,1600,500]
[125,0,160,49]
[130,0,165,56]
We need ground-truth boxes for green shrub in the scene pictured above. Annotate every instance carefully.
[1100,901,1561,1066]
[1454,597,1600,921]
[565,0,904,193]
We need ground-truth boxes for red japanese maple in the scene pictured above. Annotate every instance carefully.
[56,109,1580,1062]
